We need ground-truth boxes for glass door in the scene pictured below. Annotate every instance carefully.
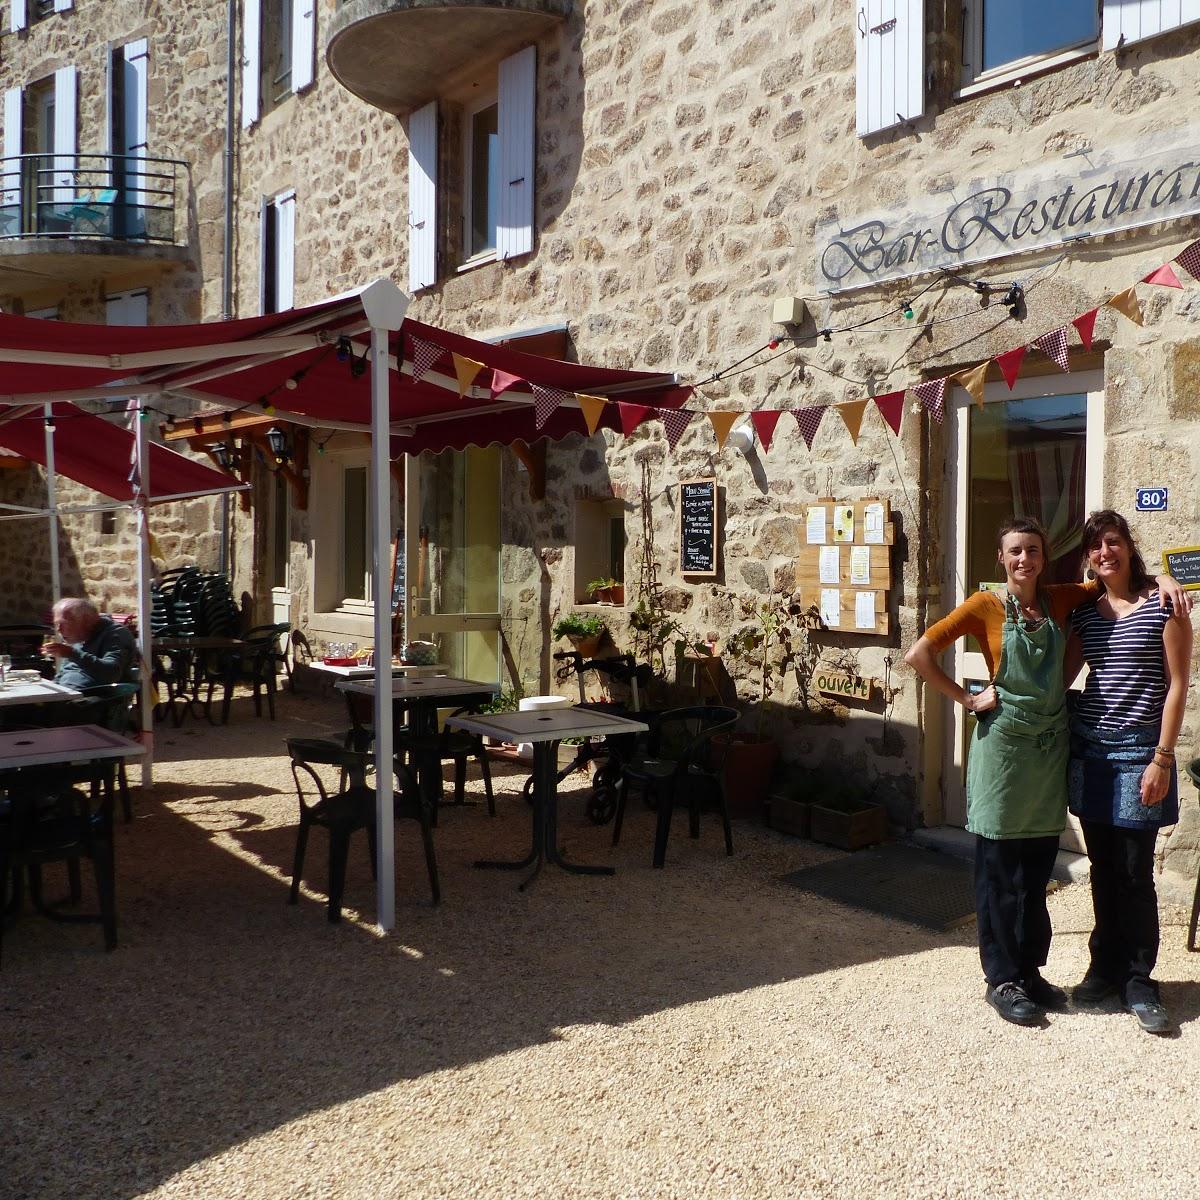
[404,446,501,681]
[945,370,1104,852]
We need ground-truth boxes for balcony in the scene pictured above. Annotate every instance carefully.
[0,152,191,294]
[326,0,571,114]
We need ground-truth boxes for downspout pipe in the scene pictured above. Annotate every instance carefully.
[219,0,238,576]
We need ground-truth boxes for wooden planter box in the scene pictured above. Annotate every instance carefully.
[809,799,887,851]
[768,795,811,838]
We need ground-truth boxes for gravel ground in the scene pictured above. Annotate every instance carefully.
[2,687,1198,1200]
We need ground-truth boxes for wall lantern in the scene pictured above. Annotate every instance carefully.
[266,425,291,464]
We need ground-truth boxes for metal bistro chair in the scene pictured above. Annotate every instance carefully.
[612,705,739,868]
[285,737,439,923]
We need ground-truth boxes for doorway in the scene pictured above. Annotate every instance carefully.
[944,370,1104,852]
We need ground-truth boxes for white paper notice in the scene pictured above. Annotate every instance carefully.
[806,506,827,544]
[819,546,840,585]
[855,591,876,629]
[833,505,855,542]
[863,502,885,545]
[850,545,871,585]
[820,588,841,627]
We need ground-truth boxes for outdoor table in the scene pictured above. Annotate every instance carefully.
[0,723,145,772]
[0,679,79,709]
[337,675,498,806]
[446,706,649,890]
[308,660,448,681]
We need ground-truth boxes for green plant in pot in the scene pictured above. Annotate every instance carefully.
[552,612,608,658]
[586,577,621,604]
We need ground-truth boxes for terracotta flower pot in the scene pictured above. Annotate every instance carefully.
[714,735,779,820]
[608,583,625,606]
[568,632,603,658]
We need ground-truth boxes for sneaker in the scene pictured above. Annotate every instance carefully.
[1024,971,1068,1011]
[1125,999,1172,1035]
[986,981,1042,1026]
[1072,971,1119,1007]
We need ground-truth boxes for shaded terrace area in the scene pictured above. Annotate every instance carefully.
[3,687,1199,1198]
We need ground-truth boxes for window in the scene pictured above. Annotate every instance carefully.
[962,0,1098,88]
[573,498,627,605]
[241,0,316,128]
[9,1,73,34]
[98,508,117,536]
[406,45,535,290]
[106,289,148,325]
[342,465,369,604]
[260,190,295,313]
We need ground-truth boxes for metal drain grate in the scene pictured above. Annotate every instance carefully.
[780,843,977,932]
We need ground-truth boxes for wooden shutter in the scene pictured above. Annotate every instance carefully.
[496,45,535,261]
[1102,0,1200,49]
[53,66,77,204]
[123,39,149,157]
[242,0,261,128]
[407,100,437,292]
[10,0,26,34]
[292,0,316,92]
[276,190,295,310]
[3,87,22,211]
[855,1,924,137]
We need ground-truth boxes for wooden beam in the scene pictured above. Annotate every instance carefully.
[511,439,546,501]
[161,412,280,443]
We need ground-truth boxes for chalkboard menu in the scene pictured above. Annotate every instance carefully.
[1163,545,1200,589]
[679,477,718,576]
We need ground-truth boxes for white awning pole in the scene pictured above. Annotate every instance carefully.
[43,402,61,603]
[370,324,396,931]
[134,397,155,787]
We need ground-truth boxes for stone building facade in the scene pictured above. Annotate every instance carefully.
[2,1,1199,897]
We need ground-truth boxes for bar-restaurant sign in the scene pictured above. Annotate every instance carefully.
[817,134,1200,292]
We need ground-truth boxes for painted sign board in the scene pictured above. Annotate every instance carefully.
[815,132,1200,292]
[814,669,875,702]
[1136,487,1169,512]
[679,477,718,576]
[1162,546,1200,590]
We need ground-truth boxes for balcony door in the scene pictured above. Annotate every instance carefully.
[404,447,501,682]
[944,370,1104,853]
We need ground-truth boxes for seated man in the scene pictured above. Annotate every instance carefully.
[43,598,136,690]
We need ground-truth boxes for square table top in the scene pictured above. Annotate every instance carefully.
[154,636,246,651]
[308,661,448,680]
[0,724,145,770]
[0,678,79,708]
[338,675,499,700]
[446,707,649,744]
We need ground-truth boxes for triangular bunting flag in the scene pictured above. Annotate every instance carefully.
[490,369,524,397]
[576,394,607,436]
[910,377,947,424]
[707,410,740,450]
[1176,238,1200,281]
[1142,263,1183,289]
[1107,286,1144,326]
[618,402,652,436]
[409,334,443,383]
[872,391,905,436]
[531,384,571,430]
[660,407,694,451]
[995,345,1027,390]
[750,410,782,453]
[452,353,486,398]
[793,406,825,451]
[835,399,870,445]
[1033,327,1071,373]
[1072,308,1099,352]
[953,363,989,410]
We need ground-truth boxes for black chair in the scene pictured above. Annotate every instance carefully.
[612,705,739,868]
[0,773,117,968]
[202,623,289,723]
[77,683,140,822]
[285,737,438,923]
[1186,759,1200,953]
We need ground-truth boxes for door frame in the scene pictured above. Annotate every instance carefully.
[942,368,1105,844]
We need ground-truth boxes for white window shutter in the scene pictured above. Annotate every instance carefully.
[53,66,77,203]
[242,0,261,128]
[3,87,22,211]
[1102,0,1200,50]
[54,0,73,13]
[277,191,295,310]
[292,0,316,92]
[407,101,438,292]
[123,39,149,157]
[11,0,26,34]
[106,290,149,326]
[855,1,924,137]
[497,45,535,261]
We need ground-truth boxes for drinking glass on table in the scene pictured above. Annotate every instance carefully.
[0,653,9,685]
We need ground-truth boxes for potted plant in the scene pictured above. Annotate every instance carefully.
[551,612,608,658]
[586,577,617,604]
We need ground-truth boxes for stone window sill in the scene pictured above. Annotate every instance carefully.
[957,41,1097,101]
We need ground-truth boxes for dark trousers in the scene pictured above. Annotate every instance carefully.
[974,834,1059,987]
[1080,818,1160,1004]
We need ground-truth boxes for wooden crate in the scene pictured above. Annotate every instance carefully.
[809,800,888,851]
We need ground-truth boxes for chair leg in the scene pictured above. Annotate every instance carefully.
[1188,867,1200,952]
[612,777,629,847]
[266,673,277,721]
[718,783,734,857]
[327,827,350,923]
[419,811,440,905]
[453,755,467,804]
[289,818,310,904]
[652,785,674,868]
[477,748,495,817]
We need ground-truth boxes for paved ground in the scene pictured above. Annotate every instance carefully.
[3,688,1198,1199]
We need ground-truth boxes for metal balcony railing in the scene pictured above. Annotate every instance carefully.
[0,152,189,245]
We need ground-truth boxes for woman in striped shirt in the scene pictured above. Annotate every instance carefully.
[1064,510,1193,1034]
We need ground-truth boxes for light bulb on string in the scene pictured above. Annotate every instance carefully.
[901,302,914,320]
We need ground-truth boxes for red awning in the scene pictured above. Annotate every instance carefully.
[0,403,243,503]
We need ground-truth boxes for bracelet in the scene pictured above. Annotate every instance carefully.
[1155,746,1176,757]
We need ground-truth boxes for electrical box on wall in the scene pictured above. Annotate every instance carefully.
[771,296,807,325]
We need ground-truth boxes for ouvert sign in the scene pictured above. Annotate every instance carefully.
[817,136,1200,292]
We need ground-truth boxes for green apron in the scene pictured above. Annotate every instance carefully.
[965,591,1069,840]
